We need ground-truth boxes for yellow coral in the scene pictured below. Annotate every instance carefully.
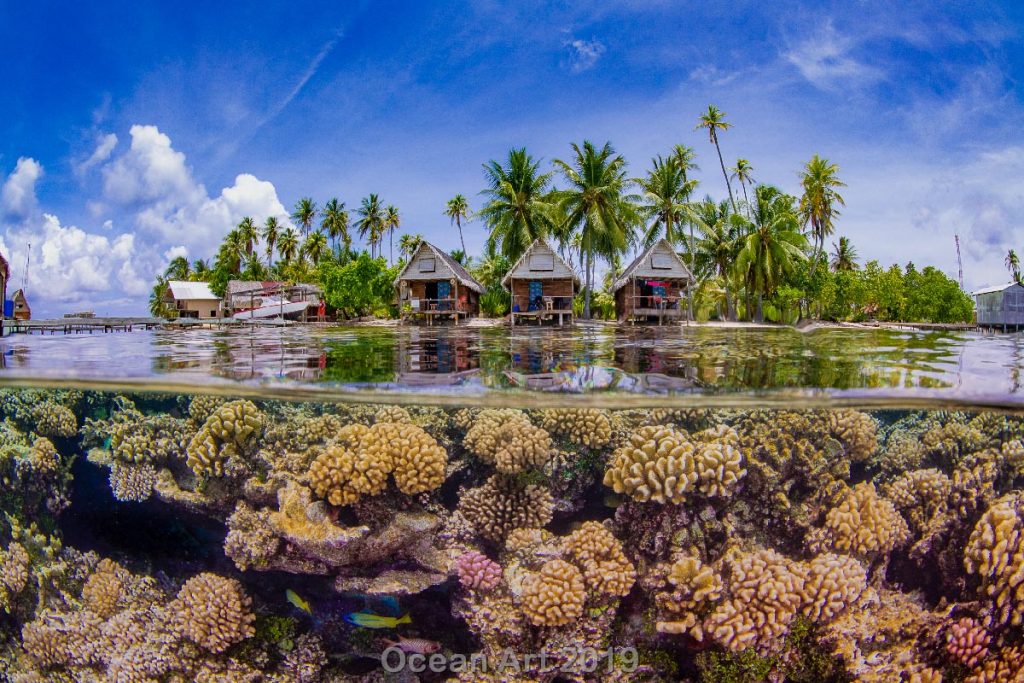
[186,426,223,477]
[26,438,59,473]
[521,559,586,626]
[185,400,264,477]
[466,411,551,474]
[375,406,411,424]
[825,409,878,462]
[538,409,613,448]
[883,468,951,532]
[82,566,123,619]
[800,553,867,622]
[656,555,722,638]
[603,425,698,503]
[365,422,447,494]
[171,573,255,653]
[820,482,909,559]
[964,494,1024,627]
[694,440,745,497]
[309,445,389,506]
[564,521,635,597]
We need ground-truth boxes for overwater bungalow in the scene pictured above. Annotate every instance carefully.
[502,238,579,326]
[611,238,694,324]
[10,289,30,321]
[163,281,223,319]
[395,242,483,324]
[974,282,1024,330]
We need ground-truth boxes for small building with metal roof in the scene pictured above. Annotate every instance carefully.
[163,280,222,319]
[611,239,695,324]
[973,281,1024,329]
[501,238,580,326]
[395,241,484,324]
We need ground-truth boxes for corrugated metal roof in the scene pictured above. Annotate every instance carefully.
[167,280,218,300]
[972,282,1022,295]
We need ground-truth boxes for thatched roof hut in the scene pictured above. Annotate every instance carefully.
[611,238,694,323]
[395,241,483,323]
[502,239,579,326]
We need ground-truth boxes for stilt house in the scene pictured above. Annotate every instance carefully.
[612,239,694,323]
[502,239,579,326]
[395,242,483,324]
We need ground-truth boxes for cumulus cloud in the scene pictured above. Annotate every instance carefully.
[1,158,43,219]
[75,133,118,175]
[564,37,606,73]
[101,125,291,256]
[784,21,883,91]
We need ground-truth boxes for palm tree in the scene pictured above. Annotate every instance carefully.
[356,194,386,259]
[291,197,317,236]
[445,194,471,255]
[399,233,424,260]
[321,198,350,253]
[737,185,808,322]
[149,277,171,317]
[553,140,641,319]
[302,231,329,265]
[479,148,557,262]
[237,216,258,256]
[216,229,245,273]
[262,217,280,267]
[696,105,737,213]
[830,236,859,271]
[164,255,191,280]
[637,156,697,248]
[672,144,699,183]
[384,205,400,265]
[450,249,468,265]
[731,158,755,210]
[690,197,746,321]
[240,253,268,280]
[278,227,299,264]
[799,154,846,277]
[191,259,211,279]
[1007,249,1021,284]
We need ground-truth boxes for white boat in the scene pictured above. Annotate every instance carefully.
[232,297,309,320]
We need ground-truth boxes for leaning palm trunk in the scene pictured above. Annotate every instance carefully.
[713,135,738,213]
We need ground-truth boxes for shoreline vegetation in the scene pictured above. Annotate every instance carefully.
[150,106,973,326]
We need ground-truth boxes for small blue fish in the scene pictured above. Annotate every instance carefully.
[286,589,312,616]
[103,436,113,450]
[343,612,412,629]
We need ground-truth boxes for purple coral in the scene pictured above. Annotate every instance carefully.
[946,616,990,667]
[455,551,501,591]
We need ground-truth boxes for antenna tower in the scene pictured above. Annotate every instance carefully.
[22,243,30,292]
[954,234,964,290]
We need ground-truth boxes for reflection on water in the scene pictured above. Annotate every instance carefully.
[1,324,1023,402]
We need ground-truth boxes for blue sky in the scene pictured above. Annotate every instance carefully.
[1,1,1022,316]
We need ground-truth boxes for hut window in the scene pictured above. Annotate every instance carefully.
[651,253,673,269]
[418,258,436,273]
[529,254,554,271]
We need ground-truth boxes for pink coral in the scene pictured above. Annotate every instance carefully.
[946,617,990,668]
[455,551,501,592]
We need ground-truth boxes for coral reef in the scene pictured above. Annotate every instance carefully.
[520,559,586,626]
[813,481,910,561]
[458,474,554,542]
[538,408,613,448]
[964,493,1024,626]
[455,550,502,592]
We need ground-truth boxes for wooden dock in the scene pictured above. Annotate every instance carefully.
[5,317,165,335]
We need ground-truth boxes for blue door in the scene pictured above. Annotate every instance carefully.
[437,281,451,310]
[528,281,543,310]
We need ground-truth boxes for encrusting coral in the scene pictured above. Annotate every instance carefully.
[521,559,586,626]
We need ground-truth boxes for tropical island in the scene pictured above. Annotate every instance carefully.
[150,106,973,326]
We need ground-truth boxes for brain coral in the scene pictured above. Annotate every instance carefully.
[538,408,613,448]
[458,475,554,542]
[564,521,635,597]
[465,410,552,474]
[171,573,255,653]
[819,482,910,559]
[964,493,1024,627]
[825,409,878,462]
[521,559,586,626]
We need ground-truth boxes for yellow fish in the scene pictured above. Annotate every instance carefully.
[285,589,312,616]
[343,612,412,629]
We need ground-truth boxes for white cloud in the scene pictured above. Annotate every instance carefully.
[783,21,883,91]
[75,133,118,175]
[565,38,606,73]
[1,158,43,219]
[100,125,292,256]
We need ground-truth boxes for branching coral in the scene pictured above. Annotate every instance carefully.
[224,501,280,571]
[815,482,909,560]
[964,493,1024,627]
[564,521,635,597]
[366,421,447,494]
[0,542,29,612]
[459,475,554,542]
[521,559,586,626]
[375,405,412,423]
[455,550,502,591]
[883,468,951,533]
[603,425,745,504]
[186,400,264,477]
[465,410,552,474]
[538,408,613,448]
[29,401,77,438]
[309,445,389,506]
[946,616,990,668]
[656,554,723,638]
[108,462,158,502]
[800,553,868,622]
[825,409,878,462]
[171,573,255,653]
[81,561,123,619]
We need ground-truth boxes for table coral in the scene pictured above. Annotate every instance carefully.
[521,559,586,626]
